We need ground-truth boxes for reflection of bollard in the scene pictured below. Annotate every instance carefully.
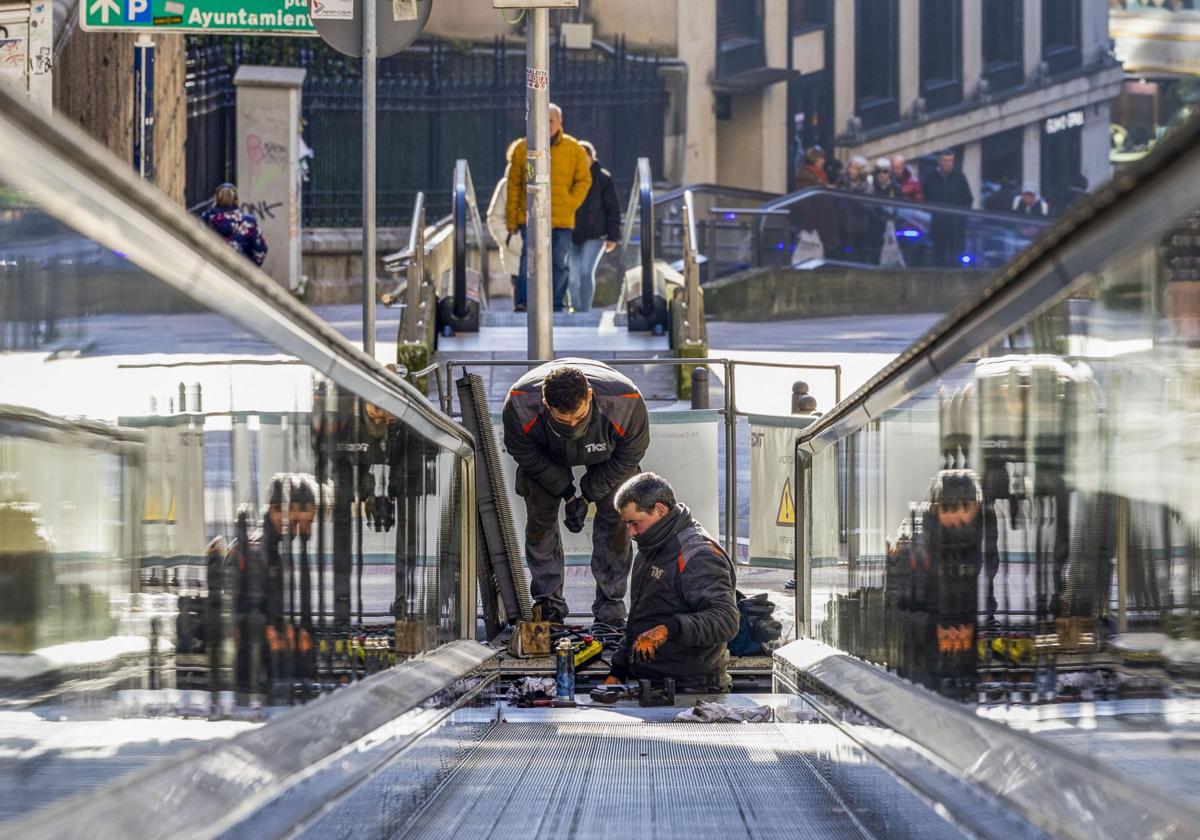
[190,383,203,414]
[178,382,187,413]
[691,368,710,410]
[792,381,818,415]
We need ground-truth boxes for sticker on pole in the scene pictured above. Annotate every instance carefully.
[392,0,416,19]
[311,0,353,19]
[526,67,548,90]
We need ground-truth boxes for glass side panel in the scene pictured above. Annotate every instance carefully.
[805,198,1200,810]
[0,188,465,723]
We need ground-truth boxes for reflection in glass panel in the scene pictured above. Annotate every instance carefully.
[0,191,464,717]
[809,198,1200,742]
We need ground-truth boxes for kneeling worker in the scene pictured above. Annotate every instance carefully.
[605,472,739,690]
[502,359,649,626]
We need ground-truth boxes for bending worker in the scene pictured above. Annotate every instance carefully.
[605,472,739,691]
[502,359,649,626]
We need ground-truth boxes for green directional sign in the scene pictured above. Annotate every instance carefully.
[81,0,318,33]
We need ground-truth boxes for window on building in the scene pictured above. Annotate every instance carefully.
[982,0,1023,93]
[791,0,828,32]
[920,0,962,112]
[981,127,1023,211]
[1043,1,1081,76]
[717,0,766,77]
[855,0,899,130]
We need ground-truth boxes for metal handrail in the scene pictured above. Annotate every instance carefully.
[399,192,427,344]
[619,157,655,313]
[680,190,702,345]
[0,82,473,458]
[762,184,1057,227]
[438,355,842,558]
[452,159,490,318]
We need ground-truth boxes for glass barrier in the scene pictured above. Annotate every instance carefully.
[763,189,1049,272]
[803,195,1200,805]
[0,182,470,718]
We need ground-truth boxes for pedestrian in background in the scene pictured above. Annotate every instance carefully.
[891,153,924,202]
[835,156,873,262]
[922,150,974,265]
[870,158,901,199]
[505,103,592,312]
[1011,182,1049,217]
[569,140,621,313]
[487,139,525,308]
[201,183,267,266]
[795,145,828,188]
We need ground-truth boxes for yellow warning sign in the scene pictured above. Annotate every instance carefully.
[776,477,795,527]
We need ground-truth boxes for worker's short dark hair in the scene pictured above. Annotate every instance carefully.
[615,472,676,513]
[542,366,589,412]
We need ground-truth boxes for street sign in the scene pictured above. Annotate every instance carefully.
[310,0,430,59]
[81,0,317,34]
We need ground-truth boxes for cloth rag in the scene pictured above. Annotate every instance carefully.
[673,700,772,723]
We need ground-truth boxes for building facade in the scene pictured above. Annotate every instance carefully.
[428,0,1123,212]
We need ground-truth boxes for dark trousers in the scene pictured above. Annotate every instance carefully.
[517,225,574,310]
[518,469,634,625]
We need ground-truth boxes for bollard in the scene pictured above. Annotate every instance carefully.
[792,381,818,415]
[178,382,187,413]
[691,367,710,410]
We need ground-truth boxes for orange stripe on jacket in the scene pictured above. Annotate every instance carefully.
[677,550,687,575]
[522,415,538,434]
[618,393,641,398]
[610,420,625,436]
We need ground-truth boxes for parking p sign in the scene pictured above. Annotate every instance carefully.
[82,0,318,33]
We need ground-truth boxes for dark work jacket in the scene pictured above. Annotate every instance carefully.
[502,358,649,503]
[922,168,973,208]
[573,162,621,244]
[611,505,740,685]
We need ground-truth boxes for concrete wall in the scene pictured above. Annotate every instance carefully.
[716,94,764,188]
[705,265,990,321]
[54,30,186,206]
[424,0,517,40]
[759,0,788,192]
[833,0,855,141]
[592,0,677,50]
[678,0,717,184]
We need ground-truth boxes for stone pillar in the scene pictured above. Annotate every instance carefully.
[1022,120,1041,195]
[961,0,982,100]
[1080,101,1111,193]
[678,0,718,184]
[833,0,856,140]
[235,66,306,292]
[761,0,789,192]
[898,0,919,119]
[1022,0,1041,82]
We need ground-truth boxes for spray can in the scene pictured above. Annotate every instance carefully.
[555,637,575,700]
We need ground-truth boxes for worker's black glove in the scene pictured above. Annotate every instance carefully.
[563,496,588,533]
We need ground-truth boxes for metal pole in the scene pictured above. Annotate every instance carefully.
[527,8,553,360]
[723,361,737,558]
[361,0,377,360]
[405,197,425,343]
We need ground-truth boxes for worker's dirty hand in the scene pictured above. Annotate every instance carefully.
[632,624,669,662]
[603,675,622,686]
[564,496,588,533]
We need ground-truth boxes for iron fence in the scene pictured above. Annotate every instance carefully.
[184,36,669,227]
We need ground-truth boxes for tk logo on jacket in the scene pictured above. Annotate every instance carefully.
[650,566,664,580]
[584,443,608,453]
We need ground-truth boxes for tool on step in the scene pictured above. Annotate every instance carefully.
[588,678,675,707]
[574,635,604,668]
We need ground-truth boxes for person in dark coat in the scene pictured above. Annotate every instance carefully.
[201,183,268,266]
[922,150,974,266]
[502,359,650,625]
[605,472,740,691]
[569,141,621,312]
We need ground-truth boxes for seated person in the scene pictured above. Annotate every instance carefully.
[604,472,740,692]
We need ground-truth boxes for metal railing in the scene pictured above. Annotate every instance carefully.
[679,190,703,345]
[394,191,428,344]
[434,356,842,560]
[452,159,489,320]
[618,157,655,318]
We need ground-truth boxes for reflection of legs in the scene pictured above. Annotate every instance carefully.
[590,484,633,625]
[578,239,604,311]
[568,241,585,311]
[522,476,568,622]
[516,225,528,307]
[551,228,572,310]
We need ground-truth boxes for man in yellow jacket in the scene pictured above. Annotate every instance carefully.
[506,103,592,312]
